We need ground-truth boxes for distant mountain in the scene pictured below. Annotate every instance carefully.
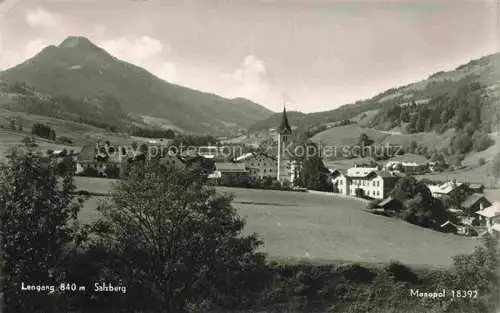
[0,36,273,136]
[249,52,500,133]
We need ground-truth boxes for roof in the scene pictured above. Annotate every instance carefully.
[378,196,396,207]
[476,202,500,218]
[377,170,399,179]
[468,183,484,189]
[440,221,459,228]
[78,144,97,163]
[461,193,490,209]
[389,153,428,164]
[235,152,254,162]
[208,171,222,179]
[215,162,248,172]
[346,167,377,178]
[428,180,464,195]
[277,106,292,134]
[238,152,277,162]
[345,167,398,180]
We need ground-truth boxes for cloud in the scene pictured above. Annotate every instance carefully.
[156,62,177,82]
[25,7,62,28]
[0,38,49,69]
[232,55,266,82]
[100,36,166,62]
[220,54,272,103]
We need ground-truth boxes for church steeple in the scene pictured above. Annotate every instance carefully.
[277,105,292,134]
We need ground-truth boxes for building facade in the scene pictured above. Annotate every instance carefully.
[476,202,500,234]
[333,167,400,200]
[238,152,278,180]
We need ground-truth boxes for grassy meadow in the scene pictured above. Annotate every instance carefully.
[312,123,455,153]
[75,177,478,268]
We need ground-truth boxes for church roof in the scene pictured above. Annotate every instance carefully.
[277,106,292,134]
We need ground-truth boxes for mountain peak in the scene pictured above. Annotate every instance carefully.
[59,36,96,49]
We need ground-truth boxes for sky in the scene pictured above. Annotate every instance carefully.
[0,0,498,113]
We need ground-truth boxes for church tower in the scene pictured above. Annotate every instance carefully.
[277,105,292,182]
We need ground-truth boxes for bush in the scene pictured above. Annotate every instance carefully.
[32,123,56,140]
[79,166,99,177]
[56,136,74,145]
[384,261,420,283]
[478,157,486,166]
[338,263,376,283]
[472,131,494,152]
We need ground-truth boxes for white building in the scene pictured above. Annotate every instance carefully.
[332,167,400,200]
[476,202,500,234]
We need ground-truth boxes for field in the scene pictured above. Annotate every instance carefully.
[312,124,455,153]
[0,108,132,146]
[75,177,478,268]
[0,129,76,161]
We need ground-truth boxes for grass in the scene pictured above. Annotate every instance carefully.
[0,108,132,146]
[75,177,478,268]
[416,164,493,186]
[312,124,455,153]
[0,129,77,161]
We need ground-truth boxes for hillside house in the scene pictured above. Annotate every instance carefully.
[76,143,122,177]
[385,154,429,174]
[440,221,477,236]
[332,167,400,200]
[461,194,491,214]
[427,179,471,200]
[476,202,500,234]
[468,183,485,194]
[198,146,231,161]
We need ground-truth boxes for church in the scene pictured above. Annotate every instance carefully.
[276,106,301,184]
[232,105,301,185]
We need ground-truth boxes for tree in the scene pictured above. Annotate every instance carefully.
[472,131,494,152]
[358,133,374,147]
[478,158,486,166]
[22,136,34,147]
[296,155,332,192]
[0,149,81,312]
[452,234,500,312]
[354,188,365,198]
[92,160,265,312]
[391,176,448,228]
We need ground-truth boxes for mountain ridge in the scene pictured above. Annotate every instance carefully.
[0,36,274,136]
[249,52,500,134]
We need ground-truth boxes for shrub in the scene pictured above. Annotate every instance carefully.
[56,136,74,145]
[478,157,486,166]
[338,263,376,283]
[384,261,420,283]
